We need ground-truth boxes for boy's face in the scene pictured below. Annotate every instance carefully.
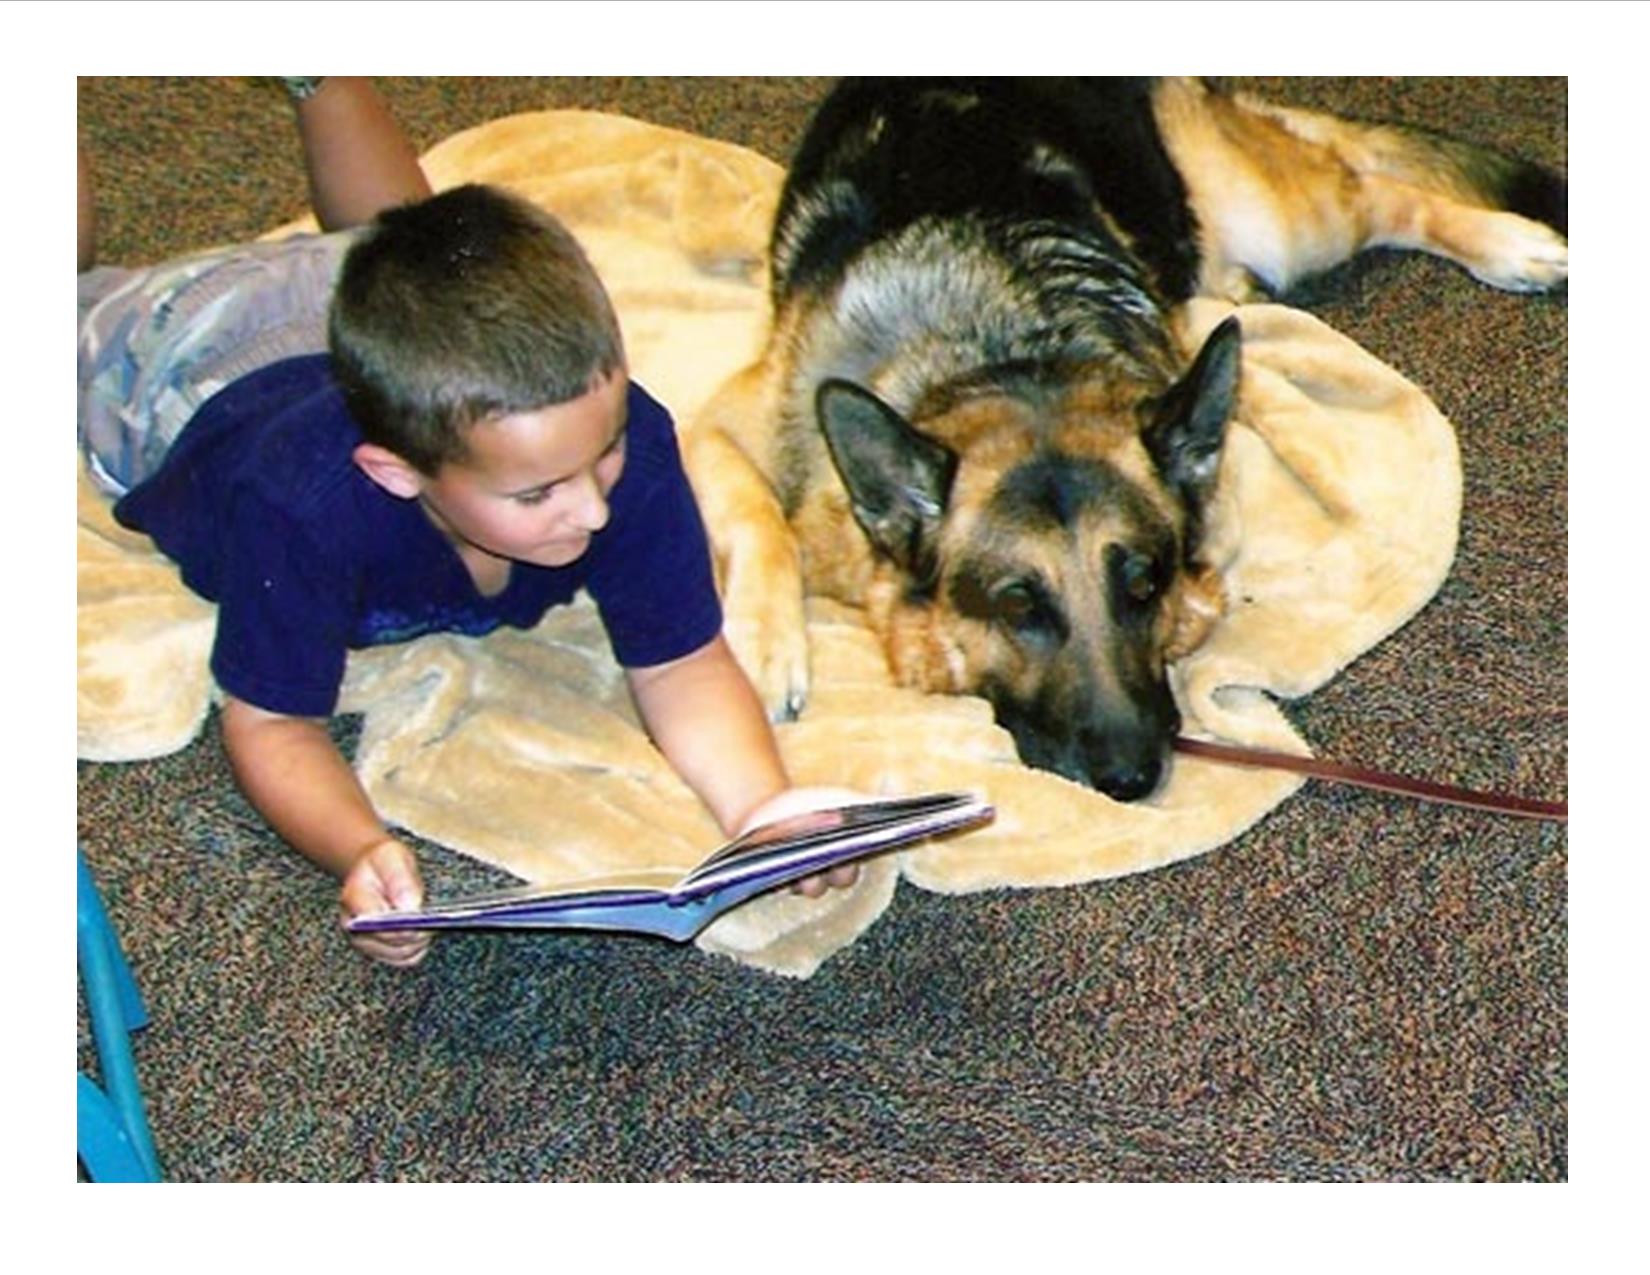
[415,372,631,570]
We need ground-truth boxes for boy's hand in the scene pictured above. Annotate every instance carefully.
[221,699,433,962]
[738,786,869,897]
[340,839,432,968]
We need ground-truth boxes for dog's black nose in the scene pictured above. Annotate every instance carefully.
[1081,711,1175,802]
[1094,755,1164,802]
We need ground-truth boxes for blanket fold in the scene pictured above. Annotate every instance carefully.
[75,111,1461,977]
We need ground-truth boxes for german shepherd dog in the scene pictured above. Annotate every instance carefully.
[686,78,1567,801]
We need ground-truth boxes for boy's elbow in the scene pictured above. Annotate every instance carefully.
[219,695,327,761]
[625,633,730,692]
[221,694,284,735]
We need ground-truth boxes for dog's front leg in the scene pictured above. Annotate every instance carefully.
[683,405,811,723]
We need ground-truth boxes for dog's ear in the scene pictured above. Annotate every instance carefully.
[1143,314,1242,509]
[817,379,957,573]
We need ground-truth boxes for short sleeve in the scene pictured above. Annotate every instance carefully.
[208,492,356,717]
[584,391,723,669]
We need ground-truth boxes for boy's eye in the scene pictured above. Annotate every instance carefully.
[513,486,555,506]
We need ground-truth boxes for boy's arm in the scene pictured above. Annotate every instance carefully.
[219,695,430,966]
[625,635,861,896]
[625,635,789,836]
[289,77,432,232]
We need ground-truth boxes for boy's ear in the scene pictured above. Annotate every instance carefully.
[351,443,426,499]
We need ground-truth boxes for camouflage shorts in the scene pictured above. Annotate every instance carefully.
[77,230,356,495]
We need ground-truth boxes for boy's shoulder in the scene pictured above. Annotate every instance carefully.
[617,378,684,474]
[623,377,672,431]
[136,354,365,512]
[113,354,412,595]
[217,355,365,510]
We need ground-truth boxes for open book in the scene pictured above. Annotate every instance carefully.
[346,792,993,943]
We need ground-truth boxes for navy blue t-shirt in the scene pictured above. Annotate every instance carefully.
[114,354,723,717]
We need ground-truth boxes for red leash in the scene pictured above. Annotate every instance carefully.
[1172,736,1567,823]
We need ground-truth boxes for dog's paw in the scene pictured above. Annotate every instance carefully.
[717,519,812,721]
[724,605,810,722]
[1466,213,1568,293]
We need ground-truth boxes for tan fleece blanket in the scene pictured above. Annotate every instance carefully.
[75,111,1460,977]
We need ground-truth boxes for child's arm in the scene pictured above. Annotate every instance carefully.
[219,696,431,967]
[625,635,860,895]
[288,77,432,232]
[625,634,788,834]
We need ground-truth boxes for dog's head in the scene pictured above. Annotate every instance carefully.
[818,317,1240,800]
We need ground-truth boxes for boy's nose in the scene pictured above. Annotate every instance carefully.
[571,474,610,532]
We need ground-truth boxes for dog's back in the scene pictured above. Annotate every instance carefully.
[772,78,1202,307]
[772,76,1568,312]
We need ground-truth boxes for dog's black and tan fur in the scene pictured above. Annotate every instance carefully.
[687,77,1567,800]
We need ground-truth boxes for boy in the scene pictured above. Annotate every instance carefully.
[79,79,855,968]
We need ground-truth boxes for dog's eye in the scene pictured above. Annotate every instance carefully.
[1121,553,1160,603]
[952,569,1067,646]
[993,581,1038,627]
[991,579,1068,645]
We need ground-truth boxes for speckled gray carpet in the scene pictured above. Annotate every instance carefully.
[76,77,1566,1181]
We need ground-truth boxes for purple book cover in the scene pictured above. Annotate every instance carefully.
[346,792,993,942]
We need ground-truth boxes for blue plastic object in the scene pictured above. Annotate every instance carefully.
[77,850,161,1181]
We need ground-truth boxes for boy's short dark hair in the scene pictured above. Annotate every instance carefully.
[329,183,626,474]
